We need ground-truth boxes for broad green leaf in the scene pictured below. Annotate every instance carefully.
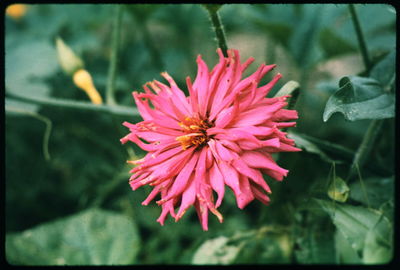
[6,208,140,265]
[349,176,394,209]
[288,132,339,163]
[379,200,394,223]
[335,230,362,264]
[370,49,396,88]
[331,4,396,53]
[192,236,243,265]
[295,221,336,264]
[318,199,394,264]
[323,76,395,122]
[234,228,292,264]
[362,216,393,264]
[288,131,354,162]
[288,5,324,69]
[327,177,350,203]
[316,199,382,254]
[5,40,59,112]
[192,227,291,265]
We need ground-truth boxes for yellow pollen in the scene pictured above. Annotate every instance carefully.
[176,117,213,150]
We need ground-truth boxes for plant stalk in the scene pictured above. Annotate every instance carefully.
[346,4,383,180]
[205,5,228,57]
[6,91,139,117]
[348,4,371,74]
[347,119,383,179]
[106,5,123,106]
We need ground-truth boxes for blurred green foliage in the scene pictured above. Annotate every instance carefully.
[5,4,395,265]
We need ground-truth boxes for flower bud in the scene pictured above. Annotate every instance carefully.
[6,4,27,20]
[73,69,103,105]
[327,177,350,203]
[56,37,84,75]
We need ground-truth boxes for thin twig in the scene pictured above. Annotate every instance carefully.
[6,106,53,161]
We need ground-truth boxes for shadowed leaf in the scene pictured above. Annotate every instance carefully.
[323,76,395,122]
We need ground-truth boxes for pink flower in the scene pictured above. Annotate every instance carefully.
[121,49,300,231]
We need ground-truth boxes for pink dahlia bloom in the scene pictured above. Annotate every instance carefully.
[121,49,300,231]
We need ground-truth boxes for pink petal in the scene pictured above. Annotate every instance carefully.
[231,101,286,127]
[250,183,271,205]
[195,199,209,231]
[235,174,254,209]
[232,158,271,193]
[192,55,210,117]
[175,174,197,221]
[209,162,225,208]
[142,185,161,205]
[272,109,299,121]
[241,151,288,178]
[218,161,242,199]
[157,150,199,203]
[160,72,192,115]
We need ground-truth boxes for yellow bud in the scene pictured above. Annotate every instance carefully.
[6,4,27,20]
[73,69,103,105]
[56,37,84,75]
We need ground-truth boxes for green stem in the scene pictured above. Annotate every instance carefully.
[347,119,383,180]
[6,91,139,117]
[348,4,371,74]
[205,5,228,57]
[6,106,52,161]
[106,5,123,106]
[347,4,382,180]
[355,163,371,209]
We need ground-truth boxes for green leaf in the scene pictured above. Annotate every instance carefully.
[288,5,324,69]
[5,40,59,112]
[331,4,396,53]
[349,176,394,209]
[192,236,243,265]
[317,199,394,264]
[318,28,356,58]
[379,200,394,224]
[316,199,381,254]
[362,216,393,264]
[295,221,336,264]
[288,132,339,163]
[6,208,140,265]
[327,177,350,203]
[370,49,396,88]
[235,228,292,264]
[323,76,395,122]
[335,229,362,264]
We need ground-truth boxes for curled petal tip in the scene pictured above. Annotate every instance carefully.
[210,208,224,223]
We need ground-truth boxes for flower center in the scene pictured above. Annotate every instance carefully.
[176,117,212,150]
